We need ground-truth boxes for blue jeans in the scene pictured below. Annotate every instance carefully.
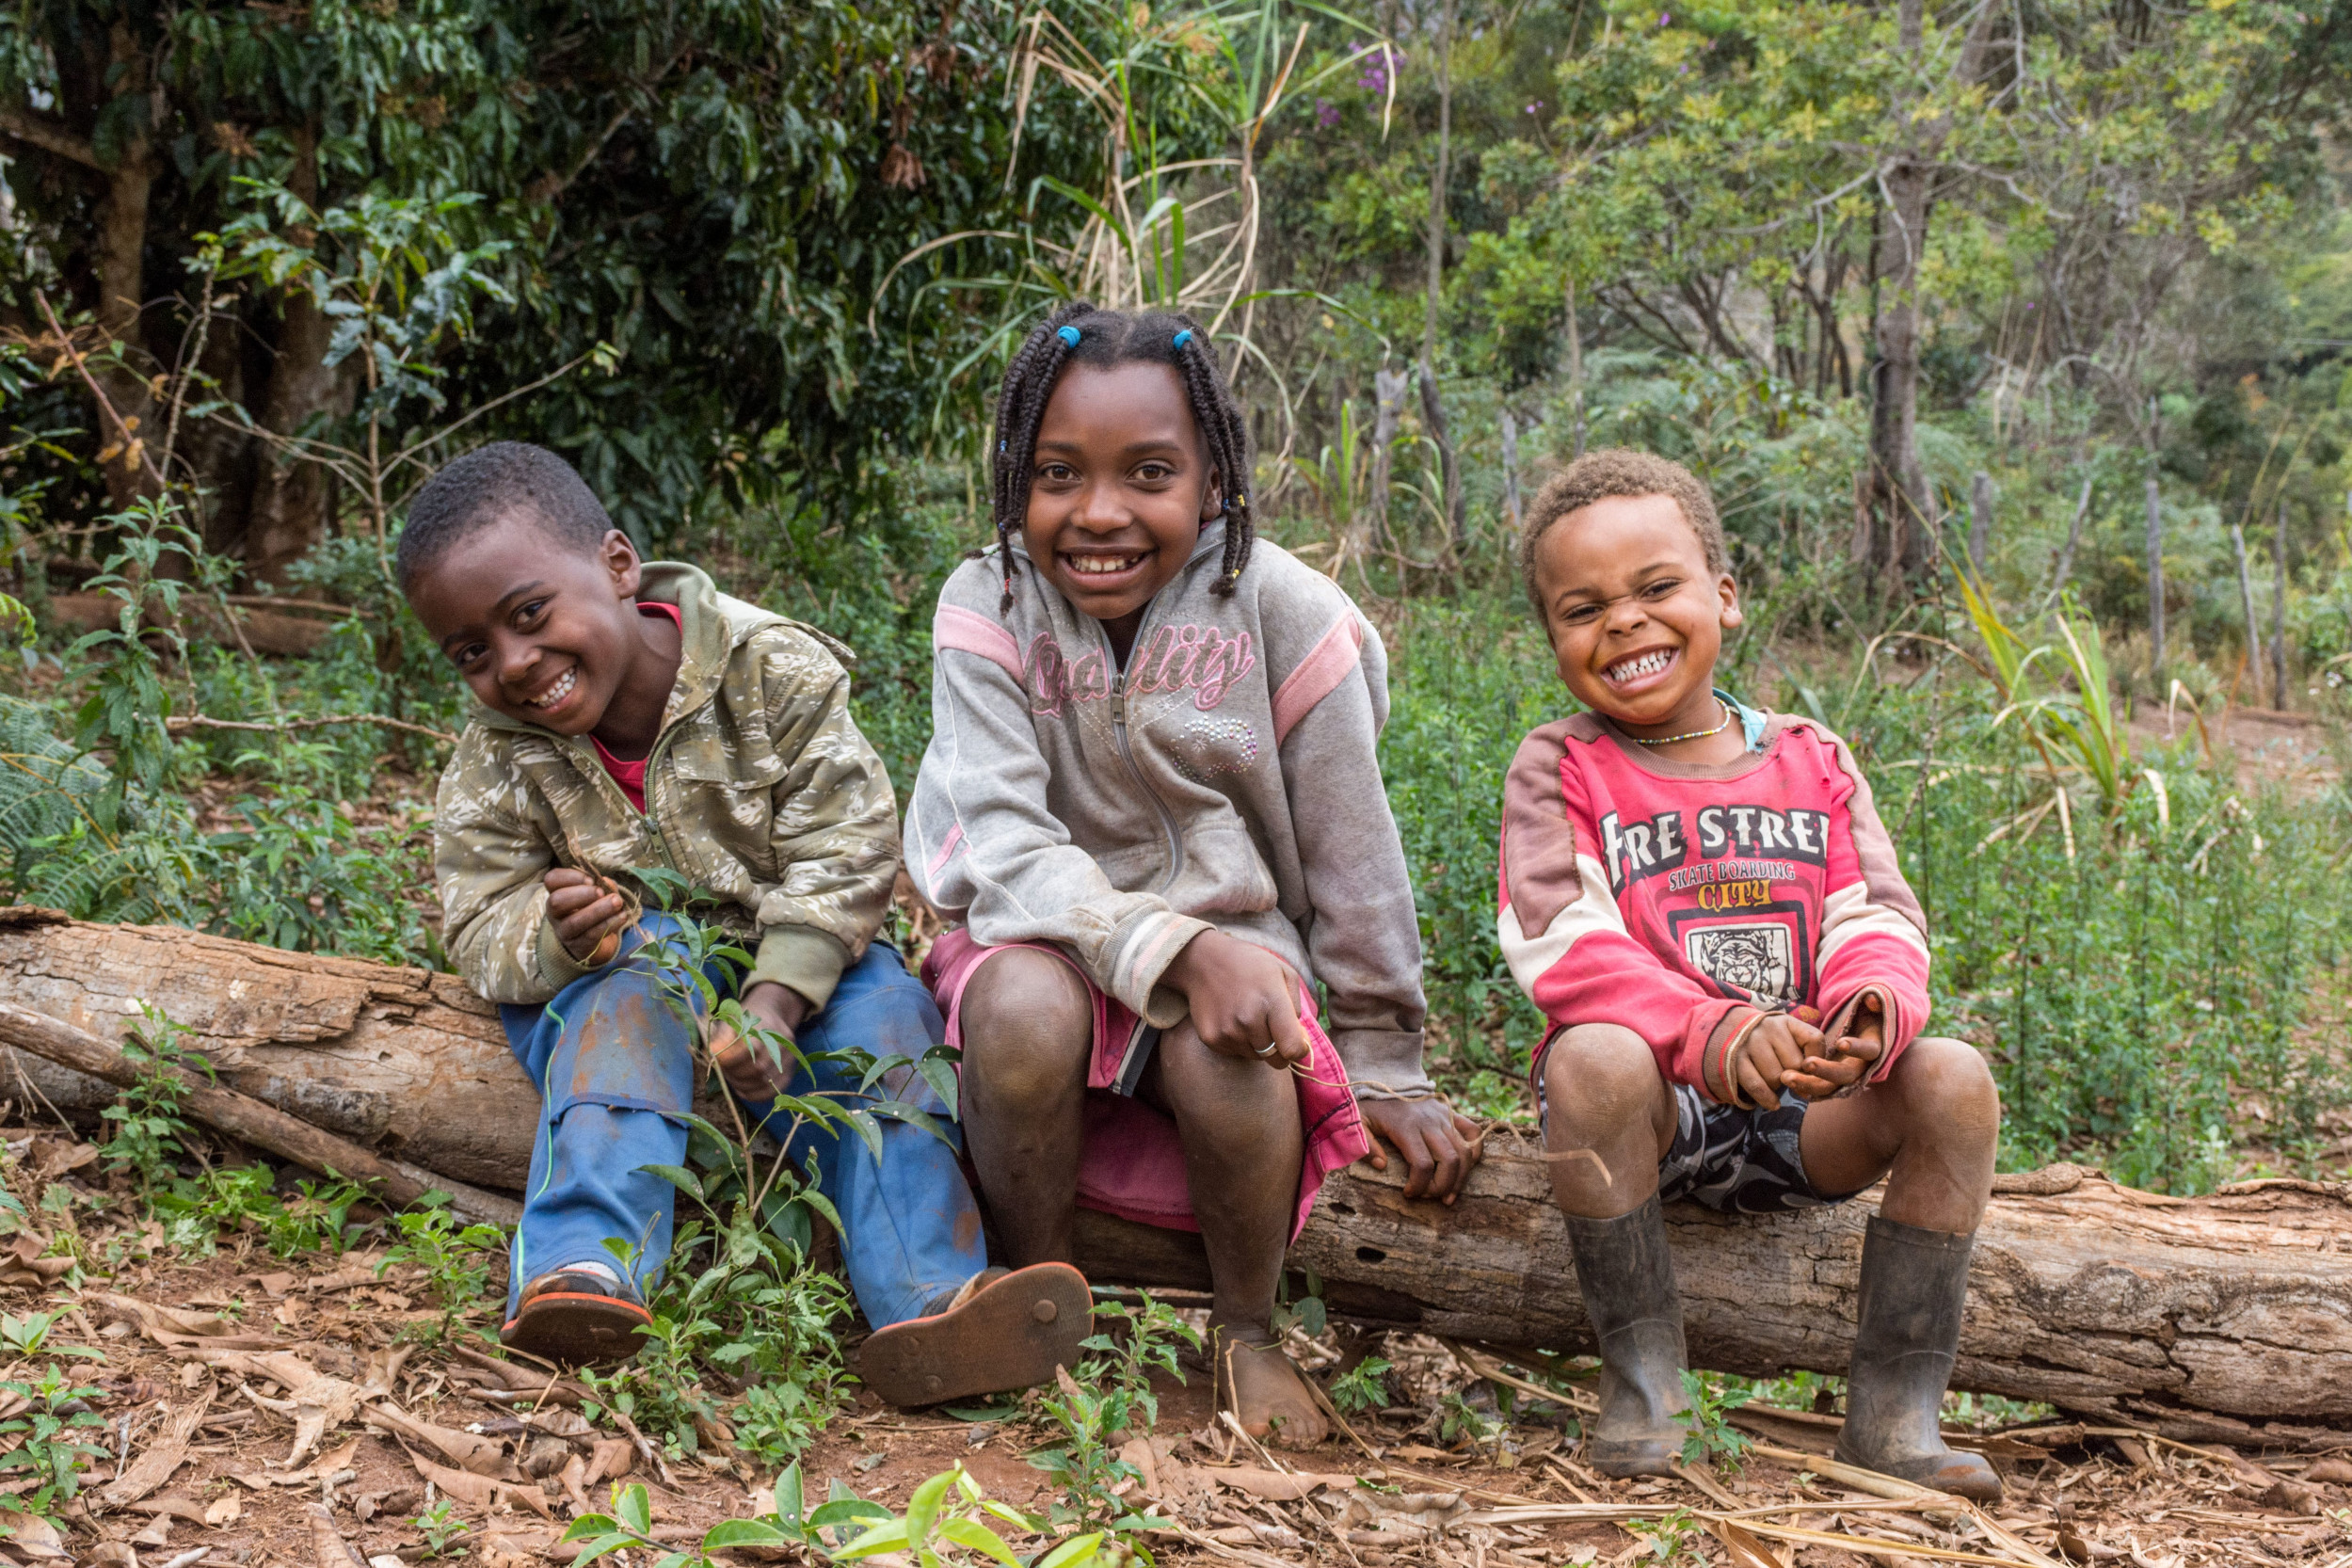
[499,915,985,1328]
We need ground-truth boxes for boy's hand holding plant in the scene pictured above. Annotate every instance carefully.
[708,984,811,1100]
[546,866,632,964]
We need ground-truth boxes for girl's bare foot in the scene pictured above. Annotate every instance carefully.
[1214,1320,1330,1449]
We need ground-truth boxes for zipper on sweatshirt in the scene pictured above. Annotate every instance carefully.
[1101,623,1185,893]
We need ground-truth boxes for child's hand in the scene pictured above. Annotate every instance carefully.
[545,867,630,963]
[1163,931,1310,1066]
[1361,1098,1485,1205]
[1733,999,1882,1103]
[710,982,812,1101]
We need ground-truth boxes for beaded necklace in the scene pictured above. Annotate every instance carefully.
[1631,699,1735,747]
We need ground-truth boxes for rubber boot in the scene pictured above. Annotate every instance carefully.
[1565,1194,1688,1478]
[1832,1216,2004,1501]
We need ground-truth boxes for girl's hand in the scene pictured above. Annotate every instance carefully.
[710,982,811,1101]
[1730,1010,1829,1105]
[1163,931,1310,1066]
[1361,1098,1484,1205]
[545,868,629,963]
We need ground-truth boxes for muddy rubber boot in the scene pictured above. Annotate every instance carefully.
[1565,1194,1688,1478]
[1832,1216,2003,1501]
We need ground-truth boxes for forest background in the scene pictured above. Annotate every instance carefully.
[0,0,2349,1204]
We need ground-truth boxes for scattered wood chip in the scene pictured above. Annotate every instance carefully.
[203,1493,242,1526]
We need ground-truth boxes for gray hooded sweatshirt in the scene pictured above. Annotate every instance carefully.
[905,523,1431,1100]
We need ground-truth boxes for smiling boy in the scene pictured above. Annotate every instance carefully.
[1499,450,2004,1496]
[402,441,1092,1399]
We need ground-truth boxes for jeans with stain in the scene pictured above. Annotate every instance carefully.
[499,913,985,1329]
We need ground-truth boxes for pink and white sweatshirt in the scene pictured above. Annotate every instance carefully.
[1496,704,1930,1099]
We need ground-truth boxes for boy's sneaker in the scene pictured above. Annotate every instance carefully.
[501,1266,652,1367]
[859,1262,1093,1408]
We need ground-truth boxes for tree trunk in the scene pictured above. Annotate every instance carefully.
[1421,0,1463,552]
[2232,520,2262,705]
[1074,1149,2352,1448]
[241,128,347,579]
[21,906,2352,1442]
[2043,476,2091,612]
[0,907,533,1192]
[1366,366,1410,560]
[1864,154,1933,596]
[2272,508,2290,712]
[1966,471,1992,576]
[1499,408,1520,537]
[1562,276,1588,458]
[2146,474,2166,697]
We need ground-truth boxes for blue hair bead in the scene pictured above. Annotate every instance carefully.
[1056,325,1081,348]
[1173,329,1193,349]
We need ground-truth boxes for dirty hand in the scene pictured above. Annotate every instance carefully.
[709,982,812,1102]
[1361,1096,1485,1205]
[1163,930,1310,1066]
[545,868,630,963]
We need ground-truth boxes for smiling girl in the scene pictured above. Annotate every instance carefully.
[906,304,1480,1445]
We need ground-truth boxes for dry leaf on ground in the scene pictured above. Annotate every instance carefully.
[96,1382,214,1509]
[363,1401,518,1479]
[405,1446,552,1519]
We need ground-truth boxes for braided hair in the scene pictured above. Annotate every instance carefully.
[988,301,1256,613]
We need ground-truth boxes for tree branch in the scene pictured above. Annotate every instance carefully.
[165,712,458,746]
[0,108,99,170]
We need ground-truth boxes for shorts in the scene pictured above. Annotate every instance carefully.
[1532,1030,1864,1215]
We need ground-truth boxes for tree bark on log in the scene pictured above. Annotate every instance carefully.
[4,907,2347,1440]
[0,999,517,1227]
[1072,1146,2352,1448]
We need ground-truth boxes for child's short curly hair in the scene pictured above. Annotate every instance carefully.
[1517,449,1728,619]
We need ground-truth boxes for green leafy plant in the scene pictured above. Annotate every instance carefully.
[100,1003,209,1187]
[1327,1354,1395,1414]
[0,1314,100,1364]
[0,1362,110,1517]
[1624,1506,1702,1563]
[1677,1369,1754,1473]
[380,1194,509,1343]
[412,1495,472,1558]
[1027,1296,1196,1538]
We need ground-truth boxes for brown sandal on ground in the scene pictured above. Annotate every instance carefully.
[859,1262,1094,1408]
[500,1269,652,1367]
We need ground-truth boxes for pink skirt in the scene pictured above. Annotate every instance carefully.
[920,927,1370,1243]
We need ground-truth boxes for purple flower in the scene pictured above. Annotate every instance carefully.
[1317,98,1340,129]
[1526,100,1544,115]
[1358,60,1389,93]
[1659,10,1671,24]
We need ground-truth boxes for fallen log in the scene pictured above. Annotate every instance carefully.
[2,907,2346,1439]
[1073,1149,2352,1448]
[0,999,518,1228]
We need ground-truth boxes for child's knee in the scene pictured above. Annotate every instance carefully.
[1894,1036,2000,1148]
[960,950,1093,1099]
[1544,1023,1667,1133]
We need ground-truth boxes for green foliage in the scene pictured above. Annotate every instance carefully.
[0,1362,109,1518]
[566,1464,1136,1568]
[100,1004,210,1188]
[1026,1297,1196,1538]
[380,1195,510,1344]
[1676,1370,1754,1474]
[1624,1507,1703,1564]
[1327,1354,1396,1415]
[411,1496,472,1560]
[0,1313,99,1364]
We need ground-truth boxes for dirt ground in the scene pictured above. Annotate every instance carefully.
[0,1137,2339,1568]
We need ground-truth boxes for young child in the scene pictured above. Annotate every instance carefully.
[402,440,1092,1402]
[1499,450,2003,1497]
[905,304,1482,1448]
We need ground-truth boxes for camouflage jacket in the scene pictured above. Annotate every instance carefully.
[433,562,901,1007]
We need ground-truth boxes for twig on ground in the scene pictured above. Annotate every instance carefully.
[166,712,458,746]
